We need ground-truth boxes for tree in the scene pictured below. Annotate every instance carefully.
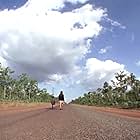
[0,66,14,99]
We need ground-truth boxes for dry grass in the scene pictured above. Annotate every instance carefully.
[0,101,50,110]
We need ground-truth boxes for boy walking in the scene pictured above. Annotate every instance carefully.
[58,91,64,110]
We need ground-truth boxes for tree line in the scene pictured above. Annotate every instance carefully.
[0,63,53,103]
[71,71,140,108]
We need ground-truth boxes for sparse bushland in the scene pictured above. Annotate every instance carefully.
[71,71,140,109]
[0,63,54,104]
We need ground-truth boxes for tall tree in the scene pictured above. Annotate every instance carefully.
[0,66,14,99]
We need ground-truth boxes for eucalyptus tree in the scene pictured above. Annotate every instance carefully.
[127,73,136,87]
[26,79,38,100]
[0,66,14,99]
[124,73,140,104]
[83,93,92,105]
[111,71,128,102]
[134,80,140,108]
[9,79,17,100]
[17,73,32,100]
[131,79,140,101]
[102,82,113,105]
[5,78,16,100]
[115,71,127,91]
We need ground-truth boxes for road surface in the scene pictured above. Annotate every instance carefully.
[0,104,140,140]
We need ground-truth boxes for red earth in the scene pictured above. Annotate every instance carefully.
[75,104,140,119]
[0,103,140,119]
[0,103,139,140]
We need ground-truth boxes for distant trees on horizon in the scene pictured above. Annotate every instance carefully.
[1,62,140,108]
[71,71,140,108]
[0,63,53,103]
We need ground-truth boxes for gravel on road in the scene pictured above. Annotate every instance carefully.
[0,104,139,140]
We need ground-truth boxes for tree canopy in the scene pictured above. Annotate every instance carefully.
[0,63,53,103]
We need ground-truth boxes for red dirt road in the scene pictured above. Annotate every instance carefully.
[0,104,140,140]
[75,104,140,119]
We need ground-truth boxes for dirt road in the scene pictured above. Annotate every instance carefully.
[0,104,140,140]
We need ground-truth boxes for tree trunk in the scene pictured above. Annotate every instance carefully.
[3,86,6,99]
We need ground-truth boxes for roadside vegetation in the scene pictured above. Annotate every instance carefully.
[0,63,54,104]
[1,62,140,109]
[71,71,140,109]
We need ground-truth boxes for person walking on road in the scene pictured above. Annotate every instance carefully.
[58,91,64,110]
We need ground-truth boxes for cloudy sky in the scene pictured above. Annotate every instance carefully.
[0,0,139,102]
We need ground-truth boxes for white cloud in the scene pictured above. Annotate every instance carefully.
[105,17,126,29]
[78,58,126,90]
[99,48,107,54]
[25,0,89,12]
[0,0,128,101]
[48,74,64,82]
[99,46,112,54]
[0,0,106,82]
[66,0,89,4]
